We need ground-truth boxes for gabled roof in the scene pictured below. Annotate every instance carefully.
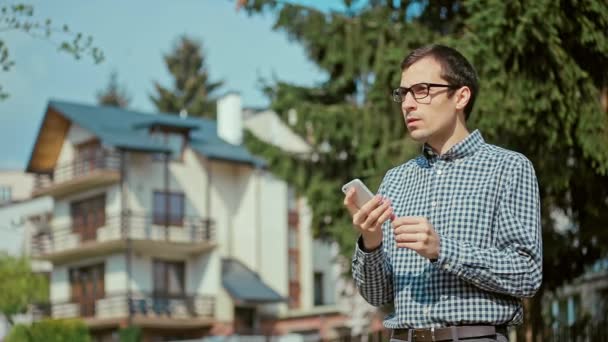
[222,258,285,304]
[26,100,266,172]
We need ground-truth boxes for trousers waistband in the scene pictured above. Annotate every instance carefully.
[392,325,507,342]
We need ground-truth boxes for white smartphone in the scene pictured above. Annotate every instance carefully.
[341,178,375,209]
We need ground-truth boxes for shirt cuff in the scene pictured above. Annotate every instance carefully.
[355,236,384,260]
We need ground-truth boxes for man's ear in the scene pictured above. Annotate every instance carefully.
[454,86,471,111]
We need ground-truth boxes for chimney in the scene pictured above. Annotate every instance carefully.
[217,92,243,145]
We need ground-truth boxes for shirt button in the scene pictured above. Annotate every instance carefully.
[436,170,443,175]
[443,263,451,270]
[431,201,438,207]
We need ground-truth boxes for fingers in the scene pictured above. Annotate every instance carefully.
[353,195,388,226]
[392,216,424,227]
[352,195,381,226]
[394,232,425,244]
[362,198,393,228]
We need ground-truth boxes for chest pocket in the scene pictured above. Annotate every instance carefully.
[445,190,497,248]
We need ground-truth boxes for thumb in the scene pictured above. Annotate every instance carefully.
[343,188,359,216]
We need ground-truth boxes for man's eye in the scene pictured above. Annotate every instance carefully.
[412,85,428,94]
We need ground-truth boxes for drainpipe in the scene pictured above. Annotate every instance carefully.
[164,152,170,239]
[228,165,236,257]
[255,166,261,271]
[205,157,211,239]
[120,149,133,327]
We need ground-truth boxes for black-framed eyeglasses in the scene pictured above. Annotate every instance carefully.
[392,83,460,102]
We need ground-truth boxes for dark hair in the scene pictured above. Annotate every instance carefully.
[401,44,479,120]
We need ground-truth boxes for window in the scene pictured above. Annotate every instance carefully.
[289,254,298,281]
[288,227,298,249]
[71,195,106,241]
[234,306,256,333]
[151,130,186,162]
[69,263,105,317]
[0,186,11,203]
[74,140,104,176]
[314,272,324,306]
[153,260,185,297]
[153,191,185,226]
[287,186,297,211]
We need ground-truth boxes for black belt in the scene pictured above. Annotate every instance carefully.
[392,325,507,342]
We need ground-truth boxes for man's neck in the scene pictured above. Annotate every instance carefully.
[427,123,470,156]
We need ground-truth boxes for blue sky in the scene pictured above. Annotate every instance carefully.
[0,0,353,170]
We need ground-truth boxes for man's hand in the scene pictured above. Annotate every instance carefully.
[343,188,393,251]
[392,216,440,260]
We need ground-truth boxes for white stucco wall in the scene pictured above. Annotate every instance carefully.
[298,198,314,310]
[54,124,96,181]
[0,171,36,202]
[312,240,339,306]
[258,171,289,302]
[0,196,53,257]
[128,251,219,296]
[126,148,209,219]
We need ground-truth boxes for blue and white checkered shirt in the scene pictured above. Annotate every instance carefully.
[352,130,542,328]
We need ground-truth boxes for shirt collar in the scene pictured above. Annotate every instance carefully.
[422,130,484,162]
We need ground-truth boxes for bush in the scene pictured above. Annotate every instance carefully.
[119,326,141,342]
[5,319,91,342]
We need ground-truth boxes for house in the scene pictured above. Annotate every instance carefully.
[0,171,53,340]
[548,258,608,328]
[243,109,375,339]
[24,95,350,341]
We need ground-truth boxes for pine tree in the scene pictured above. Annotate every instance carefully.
[96,71,130,108]
[242,1,608,340]
[150,36,223,118]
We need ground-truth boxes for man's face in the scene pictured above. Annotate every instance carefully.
[399,57,460,144]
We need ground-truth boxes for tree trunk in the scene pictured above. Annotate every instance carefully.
[520,287,545,342]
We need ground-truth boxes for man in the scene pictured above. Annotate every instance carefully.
[344,44,542,342]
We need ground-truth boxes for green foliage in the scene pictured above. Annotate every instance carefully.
[97,71,131,108]
[119,326,141,342]
[0,253,48,324]
[241,0,608,292]
[150,35,223,118]
[0,3,104,99]
[5,319,91,342]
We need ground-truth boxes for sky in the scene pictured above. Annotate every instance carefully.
[0,0,354,170]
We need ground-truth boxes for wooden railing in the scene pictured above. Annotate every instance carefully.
[34,150,120,191]
[37,291,215,320]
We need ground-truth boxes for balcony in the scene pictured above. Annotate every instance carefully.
[31,212,216,263]
[33,151,121,198]
[47,292,215,329]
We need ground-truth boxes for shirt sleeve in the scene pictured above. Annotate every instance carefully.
[351,170,396,307]
[433,155,543,298]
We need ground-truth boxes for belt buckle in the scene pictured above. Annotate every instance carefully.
[414,327,435,342]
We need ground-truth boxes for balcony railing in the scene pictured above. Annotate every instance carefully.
[45,292,215,321]
[34,150,121,194]
[31,211,216,259]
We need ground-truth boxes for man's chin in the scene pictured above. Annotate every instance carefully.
[408,130,428,142]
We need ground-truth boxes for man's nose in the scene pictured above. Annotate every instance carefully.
[402,91,417,112]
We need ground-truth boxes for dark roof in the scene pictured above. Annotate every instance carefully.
[222,258,285,304]
[40,100,265,166]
